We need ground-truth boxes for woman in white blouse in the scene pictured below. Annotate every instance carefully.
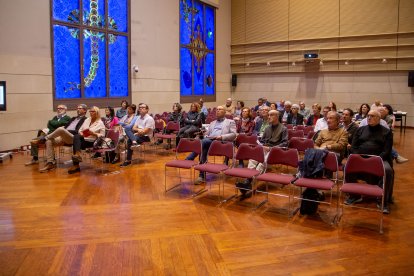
[68,106,105,174]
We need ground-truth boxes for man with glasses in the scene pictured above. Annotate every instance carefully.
[314,106,330,132]
[25,105,71,166]
[346,110,394,214]
[286,104,304,126]
[120,103,155,167]
[39,104,88,172]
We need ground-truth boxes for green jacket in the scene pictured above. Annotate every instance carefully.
[47,115,71,132]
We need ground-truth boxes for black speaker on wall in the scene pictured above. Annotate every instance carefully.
[409,71,414,87]
[232,74,237,87]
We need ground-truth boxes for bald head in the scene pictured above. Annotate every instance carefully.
[268,110,280,125]
[216,105,226,118]
[367,110,381,126]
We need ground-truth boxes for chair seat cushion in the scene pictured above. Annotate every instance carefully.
[224,167,261,179]
[165,159,197,169]
[293,177,335,190]
[256,173,295,185]
[340,183,383,197]
[194,163,228,174]
[155,133,176,139]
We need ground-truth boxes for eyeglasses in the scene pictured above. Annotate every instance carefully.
[57,107,65,110]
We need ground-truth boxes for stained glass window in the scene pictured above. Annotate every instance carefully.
[180,0,216,103]
[51,0,130,109]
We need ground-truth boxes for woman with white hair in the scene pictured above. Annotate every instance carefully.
[286,103,304,125]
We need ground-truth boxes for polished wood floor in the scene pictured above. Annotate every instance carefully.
[1,129,414,275]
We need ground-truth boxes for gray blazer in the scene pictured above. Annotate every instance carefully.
[206,118,237,141]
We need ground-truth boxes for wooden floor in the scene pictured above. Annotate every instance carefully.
[1,129,414,275]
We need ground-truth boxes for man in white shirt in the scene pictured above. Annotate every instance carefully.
[121,103,155,167]
[314,106,330,132]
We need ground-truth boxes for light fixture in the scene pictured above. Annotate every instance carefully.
[292,61,296,66]
[266,61,271,66]
[246,62,250,67]
[319,60,324,65]
[344,60,349,65]
[382,58,387,63]
[132,64,139,73]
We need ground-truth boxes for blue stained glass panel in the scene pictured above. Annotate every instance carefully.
[53,25,81,99]
[83,0,105,28]
[83,30,106,98]
[109,35,128,97]
[193,57,204,96]
[180,0,192,45]
[108,0,128,32]
[205,5,214,50]
[180,48,192,96]
[205,53,214,95]
[193,1,204,43]
[53,0,79,23]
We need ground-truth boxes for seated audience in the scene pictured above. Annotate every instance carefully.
[112,104,138,163]
[116,100,128,119]
[269,102,277,110]
[371,99,383,112]
[25,104,71,166]
[286,104,304,126]
[224,98,234,116]
[299,101,311,119]
[306,103,322,126]
[253,105,270,137]
[39,104,88,172]
[254,98,264,112]
[328,101,337,111]
[341,108,359,156]
[236,107,255,135]
[186,106,237,184]
[199,98,208,116]
[176,102,203,147]
[155,102,184,149]
[68,106,105,174]
[236,110,288,199]
[102,106,119,132]
[277,100,285,112]
[279,100,292,123]
[120,103,155,167]
[347,110,394,214]
[354,103,370,123]
[314,106,330,132]
[233,100,244,119]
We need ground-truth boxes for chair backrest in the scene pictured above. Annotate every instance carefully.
[235,143,264,163]
[106,128,121,147]
[304,125,314,135]
[235,133,258,146]
[266,147,299,168]
[207,140,234,160]
[176,138,201,155]
[154,120,164,132]
[324,151,339,173]
[165,121,180,132]
[295,125,306,131]
[286,124,294,129]
[306,130,315,139]
[288,137,314,153]
[344,154,385,178]
[288,129,304,139]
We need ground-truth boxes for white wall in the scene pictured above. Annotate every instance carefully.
[0,0,232,151]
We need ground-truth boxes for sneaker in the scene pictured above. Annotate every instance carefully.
[120,161,131,167]
[194,176,206,185]
[396,155,408,164]
[39,162,56,173]
[344,196,363,205]
[25,159,39,166]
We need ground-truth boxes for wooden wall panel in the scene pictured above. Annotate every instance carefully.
[245,0,289,43]
[231,0,246,44]
[289,0,339,40]
[340,0,399,36]
[398,0,414,32]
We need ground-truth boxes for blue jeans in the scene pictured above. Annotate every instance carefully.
[186,138,214,177]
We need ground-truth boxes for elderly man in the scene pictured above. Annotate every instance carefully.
[253,105,270,136]
[347,110,394,214]
[314,111,348,160]
[237,110,289,198]
[25,104,71,166]
[299,101,311,119]
[120,103,155,167]
[39,104,88,172]
[224,98,233,116]
[287,104,304,126]
[279,100,292,123]
[341,108,358,155]
[186,106,237,184]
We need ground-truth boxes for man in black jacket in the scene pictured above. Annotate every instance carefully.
[39,104,88,172]
[346,110,394,214]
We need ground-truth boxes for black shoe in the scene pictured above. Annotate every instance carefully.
[236,181,252,195]
[68,165,80,174]
[120,161,131,167]
[154,140,163,145]
[111,156,120,164]
[239,191,253,201]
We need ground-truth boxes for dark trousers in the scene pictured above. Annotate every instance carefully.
[72,134,94,154]
[126,135,150,161]
[186,138,214,177]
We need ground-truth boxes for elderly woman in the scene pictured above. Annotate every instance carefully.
[68,106,105,174]
[236,107,255,135]
[286,103,304,126]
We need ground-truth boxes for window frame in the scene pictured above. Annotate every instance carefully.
[179,0,216,104]
[50,0,131,110]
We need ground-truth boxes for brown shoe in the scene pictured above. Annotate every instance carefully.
[39,162,56,173]
[68,165,80,174]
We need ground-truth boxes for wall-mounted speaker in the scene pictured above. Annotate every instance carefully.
[409,71,414,87]
[232,74,237,87]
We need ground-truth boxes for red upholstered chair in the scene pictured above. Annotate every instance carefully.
[303,125,314,135]
[193,140,234,201]
[154,121,180,149]
[164,138,202,193]
[223,144,265,202]
[255,147,299,216]
[286,124,294,130]
[90,128,121,174]
[338,154,386,233]
[295,125,306,131]
[288,137,314,157]
[288,129,304,140]
[292,151,339,222]
[235,133,258,147]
